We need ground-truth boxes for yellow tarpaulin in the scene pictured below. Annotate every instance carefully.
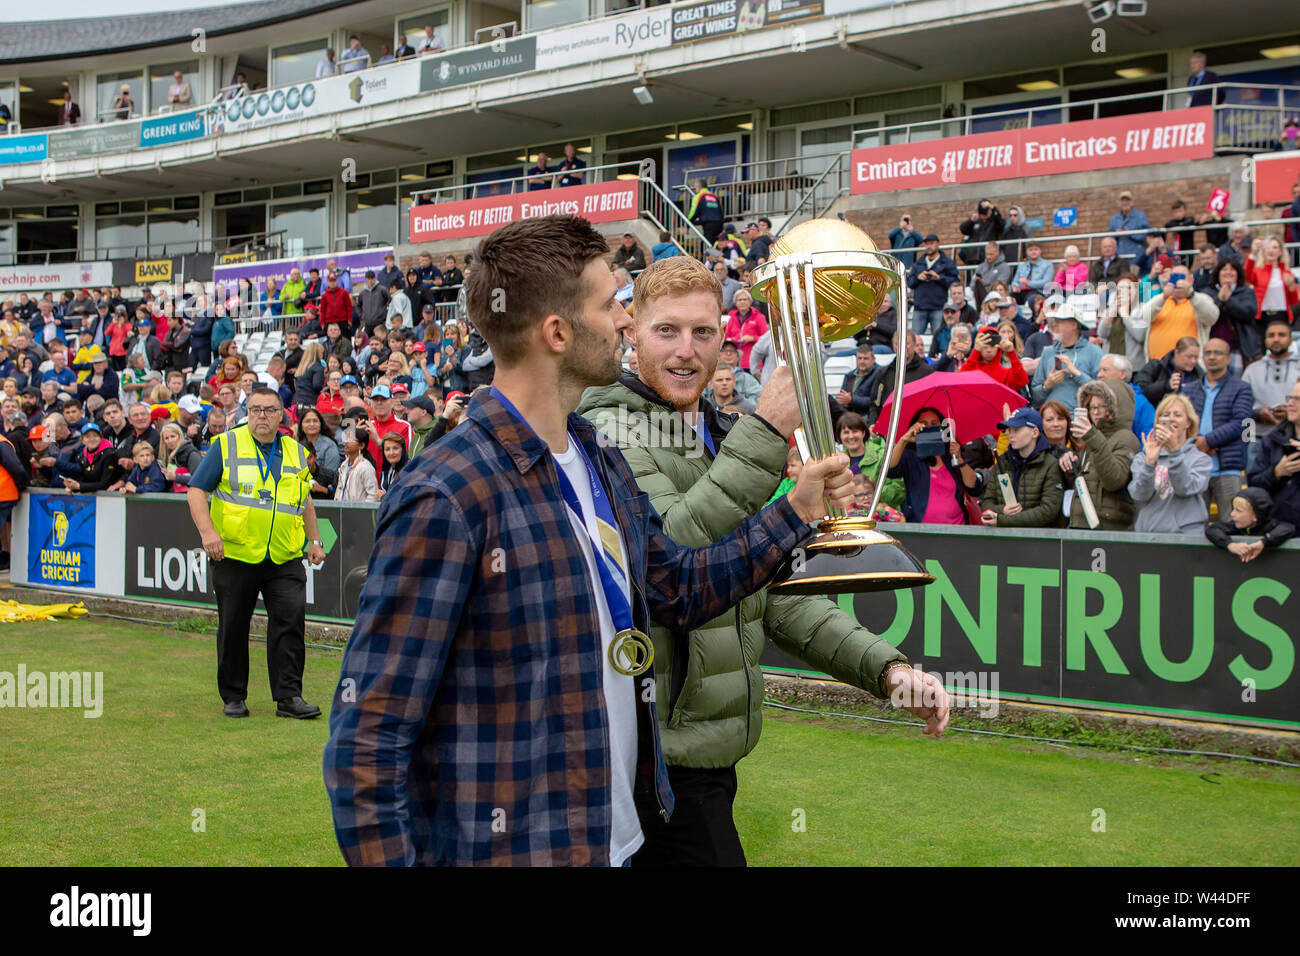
[0,600,90,623]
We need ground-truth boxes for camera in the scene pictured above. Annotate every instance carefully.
[914,426,947,460]
[960,435,996,470]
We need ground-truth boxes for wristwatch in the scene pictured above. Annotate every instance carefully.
[309,539,322,547]
[878,659,911,697]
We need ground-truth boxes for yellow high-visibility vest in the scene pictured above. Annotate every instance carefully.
[209,426,311,564]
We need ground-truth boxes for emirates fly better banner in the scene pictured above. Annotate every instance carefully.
[408,180,638,243]
[851,107,1214,194]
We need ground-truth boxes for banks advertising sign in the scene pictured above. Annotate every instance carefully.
[851,107,1215,194]
[0,261,113,294]
[138,109,207,147]
[0,133,48,166]
[420,36,537,91]
[408,179,638,243]
[133,259,174,283]
[761,527,1297,728]
[27,494,96,589]
[671,0,823,45]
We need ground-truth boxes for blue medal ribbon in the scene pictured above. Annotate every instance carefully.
[491,387,653,676]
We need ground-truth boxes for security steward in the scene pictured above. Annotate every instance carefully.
[185,387,326,719]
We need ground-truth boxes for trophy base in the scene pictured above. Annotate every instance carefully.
[768,516,935,595]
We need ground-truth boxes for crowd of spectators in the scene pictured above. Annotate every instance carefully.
[1,177,1297,570]
[824,184,1300,546]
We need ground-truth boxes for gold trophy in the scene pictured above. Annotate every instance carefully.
[750,218,934,594]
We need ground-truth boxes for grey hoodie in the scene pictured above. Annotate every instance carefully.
[1128,438,1212,535]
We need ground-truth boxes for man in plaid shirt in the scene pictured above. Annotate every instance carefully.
[323,216,855,866]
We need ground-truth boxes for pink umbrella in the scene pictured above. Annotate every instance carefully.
[872,371,1029,445]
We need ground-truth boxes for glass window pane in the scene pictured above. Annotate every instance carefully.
[525,0,588,32]
[346,187,397,248]
[270,38,331,88]
[96,216,147,257]
[96,71,143,122]
[398,8,452,52]
[149,60,199,113]
[148,212,201,254]
[269,199,329,257]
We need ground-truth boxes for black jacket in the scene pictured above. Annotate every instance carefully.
[837,365,886,424]
[1000,223,1029,264]
[67,444,120,492]
[125,333,165,370]
[1247,421,1300,529]
[958,210,1005,265]
[293,364,325,408]
[1206,486,1295,549]
[1132,350,1193,407]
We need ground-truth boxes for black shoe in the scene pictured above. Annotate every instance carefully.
[276,696,321,719]
[223,700,249,718]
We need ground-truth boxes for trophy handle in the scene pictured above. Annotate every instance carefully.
[867,260,909,520]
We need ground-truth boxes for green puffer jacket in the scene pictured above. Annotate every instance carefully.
[577,373,906,769]
[980,438,1065,528]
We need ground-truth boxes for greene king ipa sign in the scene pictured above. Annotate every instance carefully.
[761,528,1296,728]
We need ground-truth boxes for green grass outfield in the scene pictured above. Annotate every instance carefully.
[1,618,1297,866]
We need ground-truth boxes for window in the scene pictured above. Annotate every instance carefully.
[524,0,588,32]
[398,7,452,53]
[270,38,331,88]
[346,187,398,248]
[964,70,1061,100]
[149,60,199,114]
[96,216,147,257]
[96,71,143,122]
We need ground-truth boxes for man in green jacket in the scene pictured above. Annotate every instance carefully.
[979,407,1065,527]
[577,257,950,867]
[279,267,307,316]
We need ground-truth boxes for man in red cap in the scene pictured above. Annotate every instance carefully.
[319,271,354,335]
[364,384,412,463]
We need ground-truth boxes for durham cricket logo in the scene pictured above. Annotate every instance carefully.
[54,511,69,547]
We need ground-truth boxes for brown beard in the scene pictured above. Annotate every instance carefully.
[561,314,622,390]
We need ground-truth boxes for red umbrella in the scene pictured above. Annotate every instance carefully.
[872,371,1028,445]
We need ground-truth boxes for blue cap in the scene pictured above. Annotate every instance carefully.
[371,384,392,399]
[80,420,101,435]
[997,407,1042,431]
[340,375,359,386]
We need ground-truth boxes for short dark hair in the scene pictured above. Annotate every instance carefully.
[249,386,282,405]
[759,217,771,229]
[1213,258,1241,284]
[467,215,609,365]
[837,412,868,438]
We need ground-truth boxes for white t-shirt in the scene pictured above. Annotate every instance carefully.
[1261,266,1287,312]
[553,439,643,866]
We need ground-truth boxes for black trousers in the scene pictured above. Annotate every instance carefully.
[631,765,746,867]
[212,556,306,704]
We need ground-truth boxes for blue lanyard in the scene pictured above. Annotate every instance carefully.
[251,438,274,485]
[491,386,635,633]
[694,413,716,458]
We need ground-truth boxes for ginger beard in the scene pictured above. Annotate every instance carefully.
[632,290,722,412]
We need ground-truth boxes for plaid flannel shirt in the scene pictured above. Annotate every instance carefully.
[322,388,812,866]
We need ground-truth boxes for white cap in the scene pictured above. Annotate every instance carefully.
[178,395,202,413]
[1047,301,1095,330]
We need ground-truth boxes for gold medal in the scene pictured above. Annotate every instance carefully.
[609,629,654,677]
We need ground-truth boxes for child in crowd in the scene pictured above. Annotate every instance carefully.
[1205,487,1294,562]
[766,445,802,505]
[851,472,906,523]
[115,441,167,494]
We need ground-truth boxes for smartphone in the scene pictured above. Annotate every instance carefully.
[1054,357,1063,370]
[1074,406,1089,425]
[1158,415,1172,427]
